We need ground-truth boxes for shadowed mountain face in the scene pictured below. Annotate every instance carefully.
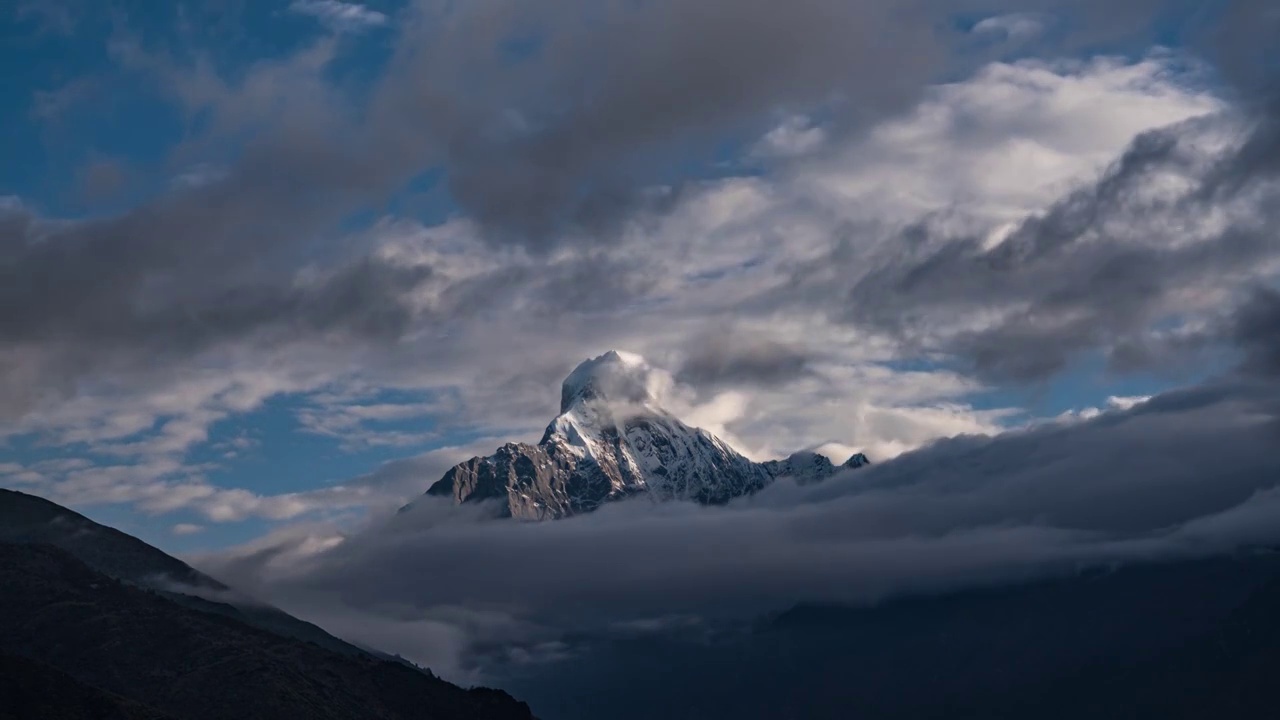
[493,552,1280,720]
[0,653,175,720]
[419,351,870,520]
[0,489,221,589]
[0,488,366,659]
[761,450,871,483]
[0,489,536,719]
[0,542,535,720]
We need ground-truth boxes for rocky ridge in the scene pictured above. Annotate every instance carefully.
[422,351,870,520]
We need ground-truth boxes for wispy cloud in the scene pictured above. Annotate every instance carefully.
[972,13,1049,42]
[288,0,388,33]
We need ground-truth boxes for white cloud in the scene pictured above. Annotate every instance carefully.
[798,54,1221,224]
[289,0,388,33]
[0,53,1239,529]
[750,115,827,159]
[972,13,1048,42]
[171,523,205,536]
[2,430,513,525]
[1057,395,1153,422]
[295,396,450,450]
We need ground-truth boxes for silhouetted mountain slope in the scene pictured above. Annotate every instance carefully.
[0,543,535,720]
[0,488,367,659]
[997,554,1280,718]
[0,489,219,588]
[1145,567,1280,716]
[498,552,1280,720]
[0,653,174,720]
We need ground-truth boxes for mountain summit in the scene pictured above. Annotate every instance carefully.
[558,350,658,412]
[421,351,869,520]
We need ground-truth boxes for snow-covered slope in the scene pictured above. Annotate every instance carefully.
[422,351,869,520]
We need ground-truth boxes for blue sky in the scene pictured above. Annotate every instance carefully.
[1,0,1270,555]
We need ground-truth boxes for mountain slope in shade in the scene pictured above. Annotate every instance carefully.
[0,488,367,659]
[0,488,222,589]
[0,542,535,720]
[421,351,869,520]
[0,653,174,720]
[494,551,1280,720]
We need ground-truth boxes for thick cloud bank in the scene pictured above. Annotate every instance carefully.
[198,362,1280,679]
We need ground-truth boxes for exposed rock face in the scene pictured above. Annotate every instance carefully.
[761,451,840,484]
[759,450,872,484]
[427,442,602,520]
[421,351,869,520]
[843,452,871,469]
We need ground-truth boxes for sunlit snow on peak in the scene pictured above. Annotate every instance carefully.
[559,350,671,413]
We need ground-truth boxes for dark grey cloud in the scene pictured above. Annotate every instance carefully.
[1,0,945,414]
[1234,288,1280,377]
[1206,0,1280,94]
[744,0,1278,384]
[677,334,816,390]
[0,35,440,412]
[372,0,953,246]
[4,0,1275,479]
[0,171,439,422]
[409,0,1230,245]
[198,370,1280,674]
[834,109,1280,382]
[8,0,1265,410]
[0,193,423,326]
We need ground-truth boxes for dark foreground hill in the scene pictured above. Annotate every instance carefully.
[0,542,534,720]
[0,653,175,720]
[0,488,368,659]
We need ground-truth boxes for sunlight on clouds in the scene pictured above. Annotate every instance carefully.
[1056,395,1152,422]
[0,50,1252,535]
[750,115,828,159]
[801,54,1221,223]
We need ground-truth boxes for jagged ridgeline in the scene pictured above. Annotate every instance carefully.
[414,351,870,520]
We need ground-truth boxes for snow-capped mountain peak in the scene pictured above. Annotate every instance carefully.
[559,350,664,413]
[544,351,672,472]
[420,352,870,520]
